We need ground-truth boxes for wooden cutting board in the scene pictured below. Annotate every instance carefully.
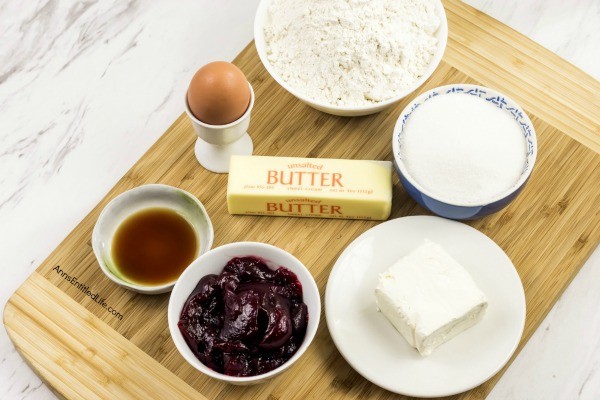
[4,1,600,399]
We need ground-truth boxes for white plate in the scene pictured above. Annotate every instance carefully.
[325,216,526,397]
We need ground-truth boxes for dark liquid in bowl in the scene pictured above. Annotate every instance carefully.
[111,208,198,286]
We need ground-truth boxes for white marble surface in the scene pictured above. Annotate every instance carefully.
[0,0,598,399]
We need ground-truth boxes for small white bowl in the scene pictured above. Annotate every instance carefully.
[254,0,448,117]
[92,184,214,294]
[168,242,321,384]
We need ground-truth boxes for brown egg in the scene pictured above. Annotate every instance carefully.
[187,61,251,126]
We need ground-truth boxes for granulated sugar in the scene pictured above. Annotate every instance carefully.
[400,93,527,205]
[264,0,440,107]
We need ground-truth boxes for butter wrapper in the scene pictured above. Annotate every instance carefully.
[227,156,392,220]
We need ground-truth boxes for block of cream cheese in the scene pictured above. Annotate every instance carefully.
[375,241,488,356]
[227,156,392,220]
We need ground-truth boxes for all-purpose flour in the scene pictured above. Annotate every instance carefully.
[264,0,440,106]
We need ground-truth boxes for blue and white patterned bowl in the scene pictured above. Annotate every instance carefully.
[392,84,537,220]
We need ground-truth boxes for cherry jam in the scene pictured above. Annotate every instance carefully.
[178,257,309,377]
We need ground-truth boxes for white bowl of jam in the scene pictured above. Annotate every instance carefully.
[168,242,321,384]
[92,184,214,294]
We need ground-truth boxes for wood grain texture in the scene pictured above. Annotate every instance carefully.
[4,1,600,399]
[4,272,203,400]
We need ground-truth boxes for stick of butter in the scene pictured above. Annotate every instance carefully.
[227,156,392,220]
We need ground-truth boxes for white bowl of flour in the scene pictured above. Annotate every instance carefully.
[392,84,538,220]
[254,0,447,117]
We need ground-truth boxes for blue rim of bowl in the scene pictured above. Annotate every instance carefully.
[254,0,448,113]
[91,184,214,293]
[392,84,538,208]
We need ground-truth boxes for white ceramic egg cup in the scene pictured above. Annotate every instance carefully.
[184,83,254,174]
